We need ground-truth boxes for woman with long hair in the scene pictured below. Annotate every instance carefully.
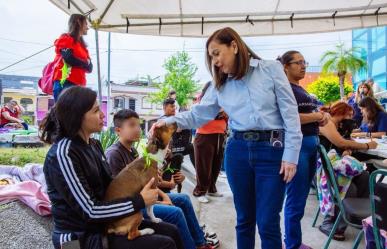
[52,14,93,101]
[153,27,302,249]
[278,50,329,249]
[41,86,182,249]
[348,82,374,127]
[352,96,387,138]
[317,101,377,241]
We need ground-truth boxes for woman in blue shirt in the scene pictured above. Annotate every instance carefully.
[154,27,302,249]
[279,51,329,249]
[353,96,387,138]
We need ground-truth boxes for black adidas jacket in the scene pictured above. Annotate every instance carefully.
[43,136,145,233]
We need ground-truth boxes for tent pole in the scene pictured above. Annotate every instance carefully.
[107,32,112,126]
[94,28,103,106]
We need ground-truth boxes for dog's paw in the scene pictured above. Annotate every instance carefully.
[139,228,155,236]
[151,217,162,223]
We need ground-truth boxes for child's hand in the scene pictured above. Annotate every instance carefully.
[173,171,185,184]
[157,189,173,206]
[169,177,177,189]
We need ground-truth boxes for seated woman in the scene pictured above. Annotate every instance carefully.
[0,100,28,130]
[317,101,377,241]
[40,86,183,249]
[347,82,374,128]
[352,96,387,138]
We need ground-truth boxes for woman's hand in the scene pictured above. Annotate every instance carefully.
[157,189,173,206]
[140,178,158,206]
[279,161,297,183]
[318,112,330,127]
[367,141,378,150]
[149,120,168,137]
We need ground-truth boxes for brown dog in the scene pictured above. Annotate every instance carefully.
[104,123,177,240]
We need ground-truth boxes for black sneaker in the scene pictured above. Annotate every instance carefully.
[205,237,220,248]
[201,224,217,239]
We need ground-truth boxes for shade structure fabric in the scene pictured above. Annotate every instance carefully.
[50,0,387,37]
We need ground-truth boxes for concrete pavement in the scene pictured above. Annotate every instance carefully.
[181,156,363,249]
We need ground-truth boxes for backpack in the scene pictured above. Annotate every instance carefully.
[38,57,61,95]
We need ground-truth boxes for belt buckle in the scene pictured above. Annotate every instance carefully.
[243,132,259,141]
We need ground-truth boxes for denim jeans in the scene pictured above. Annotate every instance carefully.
[224,137,286,249]
[144,193,205,249]
[284,135,319,249]
[53,80,76,101]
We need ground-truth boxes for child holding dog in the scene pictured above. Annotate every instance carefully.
[153,27,303,249]
[106,109,218,249]
[40,86,182,249]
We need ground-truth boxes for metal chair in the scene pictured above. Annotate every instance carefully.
[318,145,371,249]
[369,169,387,249]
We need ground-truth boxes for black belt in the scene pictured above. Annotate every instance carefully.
[231,130,283,141]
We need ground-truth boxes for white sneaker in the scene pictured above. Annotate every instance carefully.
[197,196,210,203]
[218,171,227,178]
[207,192,223,197]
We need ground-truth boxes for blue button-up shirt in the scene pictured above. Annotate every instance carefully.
[165,59,302,164]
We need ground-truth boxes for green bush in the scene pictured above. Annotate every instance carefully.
[95,128,119,152]
[21,115,33,125]
[0,147,48,166]
[306,75,353,104]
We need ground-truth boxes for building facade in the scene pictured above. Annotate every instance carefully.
[110,82,164,132]
[352,26,387,90]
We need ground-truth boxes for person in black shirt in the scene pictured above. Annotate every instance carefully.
[40,86,181,249]
[279,51,330,249]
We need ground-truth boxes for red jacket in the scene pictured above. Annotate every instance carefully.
[53,34,90,86]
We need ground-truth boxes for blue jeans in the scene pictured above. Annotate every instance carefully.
[53,80,76,101]
[284,135,319,249]
[145,193,205,249]
[224,138,285,249]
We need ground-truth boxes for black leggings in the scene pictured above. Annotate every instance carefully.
[55,220,182,249]
[108,220,184,249]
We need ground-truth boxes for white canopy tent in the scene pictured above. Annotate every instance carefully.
[50,0,387,37]
[48,0,387,110]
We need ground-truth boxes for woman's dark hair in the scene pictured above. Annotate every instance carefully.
[206,27,260,89]
[358,96,385,126]
[40,86,97,144]
[68,14,87,47]
[113,109,139,128]
[278,50,301,65]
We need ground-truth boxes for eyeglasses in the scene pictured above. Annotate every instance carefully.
[289,60,309,66]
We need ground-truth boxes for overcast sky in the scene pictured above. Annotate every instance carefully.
[0,0,352,91]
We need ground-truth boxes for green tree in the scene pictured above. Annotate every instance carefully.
[150,51,199,107]
[320,43,367,99]
[307,75,353,104]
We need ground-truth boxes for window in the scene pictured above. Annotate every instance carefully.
[156,103,163,110]
[129,99,136,111]
[371,56,386,77]
[113,97,125,109]
[372,27,386,52]
[373,74,387,90]
[4,97,11,104]
[353,28,367,39]
[142,97,152,109]
[353,32,368,51]
[20,98,33,106]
